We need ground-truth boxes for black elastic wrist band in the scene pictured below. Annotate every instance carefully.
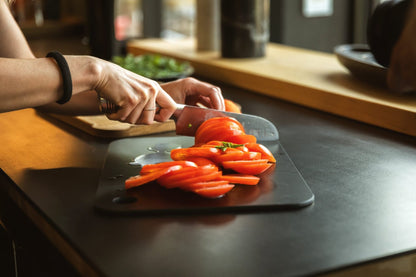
[46,51,72,104]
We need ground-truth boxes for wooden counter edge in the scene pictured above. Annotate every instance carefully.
[127,39,416,137]
[0,170,103,277]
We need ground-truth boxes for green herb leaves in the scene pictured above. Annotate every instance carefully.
[215,142,244,152]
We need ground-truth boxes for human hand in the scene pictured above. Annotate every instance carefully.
[91,57,177,124]
[387,1,416,94]
[160,77,225,110]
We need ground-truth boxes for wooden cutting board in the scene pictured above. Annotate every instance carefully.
[50,114,176,138]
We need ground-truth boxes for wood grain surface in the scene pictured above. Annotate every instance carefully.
[127,38,416,137]
[48,114,175,138]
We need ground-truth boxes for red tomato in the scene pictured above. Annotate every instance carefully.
[195,117,245,145]
[185,157,217,167]
[214,150,245,163]
[241,151,262,160]
[245,143,276,163]
[198,117,245,133]
[140,161,197,175]
[193,184,235,198]
[224,99,242,113]
[220,174,260,185]
[125,165,183,190]
[225,134,257,144]
[183,180,230,191]
[222,160,272,175]
[157,165,219,188]
[171,147,220,161]
[162,171,222,189]
[201,141,225,147]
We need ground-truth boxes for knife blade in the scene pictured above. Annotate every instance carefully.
[173,104,279,141]
[97,97,279,141]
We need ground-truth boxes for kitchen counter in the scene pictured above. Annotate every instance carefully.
[127,39,416,137]
[1,76,416,276]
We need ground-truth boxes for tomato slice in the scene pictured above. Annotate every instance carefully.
[195,117,245,144]
[245,143,276,163]
[157,165,219,188]
[185,180,230,191]
[241,151,262,160]
[225,134,257,144]
[196,128,244,145]
[201,141,225,147]
[224,99,242,113]
[125,165,183,190]
[185,157,217,167]
[164,171,222,189]
[222,160,272,175]
[193,184,235,198]
[220,174,260,185]
[171,147,220,161]
[214,150,245,163]
[140,161,197,175]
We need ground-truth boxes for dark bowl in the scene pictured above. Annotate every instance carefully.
[334,44,387,87]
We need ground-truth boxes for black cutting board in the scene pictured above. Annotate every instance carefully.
[94,136,314,214]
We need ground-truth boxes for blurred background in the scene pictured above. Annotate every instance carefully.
[9,0,387,58]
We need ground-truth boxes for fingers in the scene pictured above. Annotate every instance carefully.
[96,59,225,125]
[161,77,225,111]
[185,77,225,110]
[154,92,176,122]
[105,76,164,124]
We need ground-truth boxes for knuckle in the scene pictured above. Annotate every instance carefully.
[183,77,197,87]
[147,81,161,95]
[210,86,221,94]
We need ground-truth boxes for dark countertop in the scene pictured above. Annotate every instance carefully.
[1,83,416,277]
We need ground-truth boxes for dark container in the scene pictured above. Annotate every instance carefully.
[220,0,270,58]
[367,0,412,67]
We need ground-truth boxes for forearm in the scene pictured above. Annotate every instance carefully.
[0,0,34,58]
[36,90,101,115]
[0,56,100,113]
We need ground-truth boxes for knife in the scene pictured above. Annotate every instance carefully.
[173,104,279,141]
[98,97,279,141]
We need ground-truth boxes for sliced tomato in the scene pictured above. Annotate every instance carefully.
[185,157,217,166]
[200,141,225,147]
[193,184,235,198]
[224,99,242,113]
[196,128,244,146]
[214,150,245,163]
[220,174,260,185]
[164,171,222,189]
[125,165,183,190]
[157,165,219,188]
[240,151,261,160]
[197,117,245,134]
[195,117,245,145]
[171,147,220,161]
[225,134,257,144]
[140,160,197,175]
[184,180,230,191]
[245,143,276,163]
[222,160,272,175]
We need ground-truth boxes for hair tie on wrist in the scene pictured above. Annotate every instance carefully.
[46,51,72,104]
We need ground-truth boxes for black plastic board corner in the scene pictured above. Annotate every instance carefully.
[94,136,314,214]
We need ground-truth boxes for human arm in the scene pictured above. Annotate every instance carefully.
[0,1,224,123]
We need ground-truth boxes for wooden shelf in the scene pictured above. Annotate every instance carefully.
[20,17,85,39]
[127,38,416,137]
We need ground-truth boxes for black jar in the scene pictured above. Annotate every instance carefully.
[367,0,413,67]
[220,0,270,58]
